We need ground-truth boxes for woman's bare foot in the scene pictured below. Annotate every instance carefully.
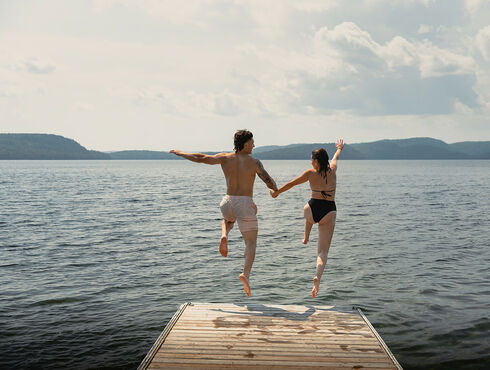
[239,273,251,296]
[219,236,228,257]
[312,276,320,298]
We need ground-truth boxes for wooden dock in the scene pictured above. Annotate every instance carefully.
[138,302,402,370]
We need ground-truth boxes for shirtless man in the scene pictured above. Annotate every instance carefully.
[170,130,277,296]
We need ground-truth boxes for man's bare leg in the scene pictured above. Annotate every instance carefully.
[220,219,234,257]
[312,212,336,298]
[238,229,257,296]
[303,204,314,244]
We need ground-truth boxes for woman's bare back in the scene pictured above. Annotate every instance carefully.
[309,169,336,201]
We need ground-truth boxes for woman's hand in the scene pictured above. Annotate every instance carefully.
[270,189,279,198]
[336,139,344,151]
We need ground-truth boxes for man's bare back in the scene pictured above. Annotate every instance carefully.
[220,152,276,197]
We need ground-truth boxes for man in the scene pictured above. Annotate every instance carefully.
[170,130,277,296]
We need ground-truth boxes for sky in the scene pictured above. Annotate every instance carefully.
[1,0,490,151]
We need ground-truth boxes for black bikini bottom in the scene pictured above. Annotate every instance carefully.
[308,199,336,223]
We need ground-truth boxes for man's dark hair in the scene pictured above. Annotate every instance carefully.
[234,130,253,153]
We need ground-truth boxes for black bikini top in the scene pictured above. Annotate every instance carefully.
[312,168,335,199]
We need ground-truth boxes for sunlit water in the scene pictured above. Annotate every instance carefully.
[1,160,489,369]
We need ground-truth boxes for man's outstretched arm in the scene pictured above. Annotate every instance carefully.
[256,160,278,191]
[170,150,225,165]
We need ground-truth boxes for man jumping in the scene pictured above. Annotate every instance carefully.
[170,130,277,296]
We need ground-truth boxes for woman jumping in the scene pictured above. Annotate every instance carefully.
[271,140,344,297]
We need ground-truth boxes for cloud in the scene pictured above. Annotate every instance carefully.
[93,0,228,26]
[357,0,434,7]
[75,102,94,112]
[476,25,490,61]
[293,0,339,12]
[0,46,56,75]
[91,0,339,37]
[213,92,242,116]
[23,57,56,74]
[112,85,263,117]
[417,24,433,34]
[245,22,478,116]
[0,54,52,98]
[316,22,474,78]
[465,0,484,16]
[113,86,222,116]
[0,86,15,98]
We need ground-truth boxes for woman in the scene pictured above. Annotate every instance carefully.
[271,140,344,297]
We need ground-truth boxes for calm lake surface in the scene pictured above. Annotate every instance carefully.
[1,160,489,369]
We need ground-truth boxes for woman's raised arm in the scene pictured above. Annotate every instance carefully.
[330,139,344,171]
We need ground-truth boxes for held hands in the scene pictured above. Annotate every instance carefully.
[270,189,279,198]
[336,139,345,151]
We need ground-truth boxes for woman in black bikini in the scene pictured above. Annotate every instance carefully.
[271,139,344,297]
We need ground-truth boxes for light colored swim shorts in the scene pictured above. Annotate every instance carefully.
[219,195,258,233]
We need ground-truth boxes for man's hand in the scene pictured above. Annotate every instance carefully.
[170,149,182,156]
[270,189,279,198]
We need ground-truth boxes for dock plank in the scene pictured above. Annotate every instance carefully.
[138,302,402,370]
[154,352,393,363]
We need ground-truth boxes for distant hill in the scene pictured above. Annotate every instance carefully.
[0,134,110,159]
[254,143,363,160]
[108,137,489,160]
[252,144,305,154]
[254,137,489,160]
[448,141,490,158]
[109,150,176,160]
[1,134,489,160]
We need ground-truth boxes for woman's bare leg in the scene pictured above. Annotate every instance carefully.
[220,219,234,257]
[312,211,336,298]
[303,220,313,244]
[303,204,314,244]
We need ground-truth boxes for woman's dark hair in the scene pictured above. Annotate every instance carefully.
[312,148,330,182]
[234,129,253,153]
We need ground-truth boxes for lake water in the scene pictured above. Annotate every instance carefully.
[1,160,489,369]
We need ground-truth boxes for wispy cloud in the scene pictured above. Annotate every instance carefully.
[23,57,56,74]
[224,22,478,116]
[476,25,490,61]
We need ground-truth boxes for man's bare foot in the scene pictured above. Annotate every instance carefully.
[312,276,319,298]
[219,236,228,257]
[239,273,251,296]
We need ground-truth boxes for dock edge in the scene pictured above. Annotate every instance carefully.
[354,306,403,370]
[137,302,192,370]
